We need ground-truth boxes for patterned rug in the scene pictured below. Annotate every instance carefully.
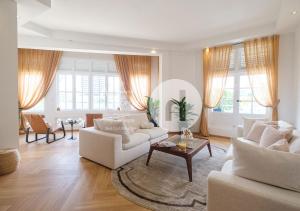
[111,145,226,211]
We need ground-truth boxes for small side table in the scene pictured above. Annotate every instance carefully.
[66,119,80,140]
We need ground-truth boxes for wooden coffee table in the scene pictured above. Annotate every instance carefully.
[146,135,212,182]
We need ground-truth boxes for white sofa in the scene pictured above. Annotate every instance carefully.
[207,121,300,211]
[79,113,168,169]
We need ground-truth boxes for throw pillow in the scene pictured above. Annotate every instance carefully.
[277,128,293,142]
[290,138,300,154]
[140,122,154,129]
[267,139,289,152]
[94,119,130,144]
[245,121,267,143]
[121,119,137,134]
[259,126,283,147]
[232,138,300,193]
[243,117,267,137]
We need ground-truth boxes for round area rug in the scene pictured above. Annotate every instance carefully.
[112,145,226,211]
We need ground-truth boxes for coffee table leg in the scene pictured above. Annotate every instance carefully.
[186,157,192,182]
[146,148,154,166]
[207,143,212,157]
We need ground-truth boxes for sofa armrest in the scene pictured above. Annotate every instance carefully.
[207,171,300,211]
[79,127,122,169]
[236,125,244,137]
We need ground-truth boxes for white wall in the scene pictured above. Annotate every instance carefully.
[0,0,18,149]
[294,27,300,128]
[159,51,202,132]
[278,32,296,125]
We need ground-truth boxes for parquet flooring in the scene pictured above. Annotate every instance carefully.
[0,132,230,211]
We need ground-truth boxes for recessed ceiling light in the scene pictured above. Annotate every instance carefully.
[292,11,297,15]
[150,49,157,54]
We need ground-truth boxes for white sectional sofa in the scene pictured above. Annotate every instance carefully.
[79,113,168,169]
[207,119,300,211]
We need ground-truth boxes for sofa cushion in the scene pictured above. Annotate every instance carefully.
[267,139,289,152]
[290,137,300,154]
[245,121,267,143]
[259,126,284,147]
[232,138,300,193]
[136,127,168,139]
[221,160,233,174]
[140,121,154,129]
[123,133,150,150]
[243,117,267,137]
[94,119,130,144]
[118,113,149,130]
[225,138,258,161]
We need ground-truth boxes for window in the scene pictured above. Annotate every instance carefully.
[214,46,266,115]
[75,75,89,110]
[239,75,266,114]
[213,77,234,113]
[57,74,73,110]
[56,57,130,111]
[92,75,106,110]
[107,76,121,109]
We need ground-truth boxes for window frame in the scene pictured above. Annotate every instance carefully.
[212,45,266,115]
[75,73,90,111]
[56,72,74,111]
[56,58,128,112]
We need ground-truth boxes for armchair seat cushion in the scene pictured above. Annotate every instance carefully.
[136,127,168,139]
[123,133,150,150]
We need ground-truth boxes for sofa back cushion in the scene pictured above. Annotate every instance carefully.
[245,121,267,143]
[243,117,267,137]
[232,138,300,193]
[267,139,289,152]
[290,137,300,154]
[259,126,284,147]
[94,119,130,144]
[118,113,149,130]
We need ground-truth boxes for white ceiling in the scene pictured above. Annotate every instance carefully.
[18,0,283,43]
[17,0,300,51]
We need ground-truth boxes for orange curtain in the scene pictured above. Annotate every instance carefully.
[18,48,62,130]
[244,35,279,120]
[199,45,232,136]
[114,55,151,111]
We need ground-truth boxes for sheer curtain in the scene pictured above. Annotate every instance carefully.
[199,45,232,136]
[114,55,151,111]
[18,48,62,131]
[244,35,279,120]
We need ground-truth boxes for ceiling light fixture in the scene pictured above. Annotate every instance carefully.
[150,49,157,54]
[292,11,297,15]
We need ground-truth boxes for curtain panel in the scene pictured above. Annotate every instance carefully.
[244,35,279,121]
[114,55,151,111]
[199,45,232,136]
[18,48,62,131]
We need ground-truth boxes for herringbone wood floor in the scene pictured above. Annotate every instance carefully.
[0,132,229,211]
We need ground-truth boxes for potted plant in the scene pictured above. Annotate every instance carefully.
[171,97,198,131]
[146,96,159,127]
[171,97,187,121]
